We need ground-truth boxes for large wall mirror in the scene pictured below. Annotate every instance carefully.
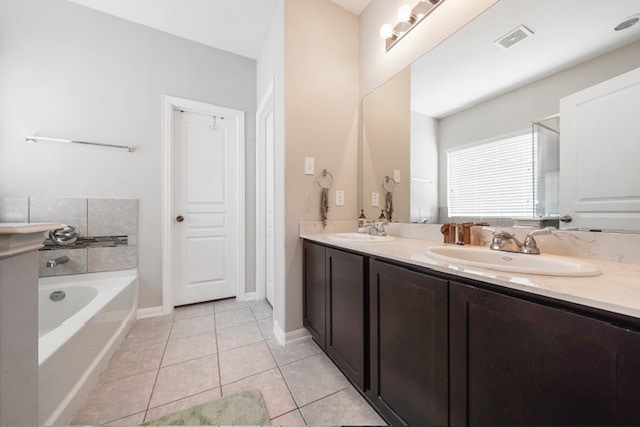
[361,0,640,231]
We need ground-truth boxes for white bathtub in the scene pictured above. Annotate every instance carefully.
[38,270,138,426]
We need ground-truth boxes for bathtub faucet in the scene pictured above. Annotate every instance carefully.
[47,256,70,268]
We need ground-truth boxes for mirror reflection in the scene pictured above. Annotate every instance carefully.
[361,0,640,230]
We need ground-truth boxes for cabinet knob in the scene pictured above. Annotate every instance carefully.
[560,215,573,223]
[176,215,185,223]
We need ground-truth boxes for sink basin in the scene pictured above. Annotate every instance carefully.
[327,233,395,243]
[426,246,601,277]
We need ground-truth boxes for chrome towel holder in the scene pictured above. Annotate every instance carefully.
[25,134,135,153]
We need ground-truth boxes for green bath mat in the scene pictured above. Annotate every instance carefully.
[143,390,271,426]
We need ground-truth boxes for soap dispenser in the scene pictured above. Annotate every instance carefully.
[358,210,367,233]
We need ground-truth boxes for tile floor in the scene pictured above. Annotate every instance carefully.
[71,299,386,426]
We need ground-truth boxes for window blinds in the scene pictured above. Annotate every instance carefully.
[447,132,535,218]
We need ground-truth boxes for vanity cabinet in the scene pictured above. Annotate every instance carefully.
[302,239,640,426]
[303,241,366,389]
[368,260,449,427]
[449,282,640,426]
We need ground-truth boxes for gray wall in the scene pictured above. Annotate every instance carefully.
[438,39,640,210]
[0,0,257,308]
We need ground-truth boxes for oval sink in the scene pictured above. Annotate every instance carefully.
[328,233,395,243]
[426,246,601,277]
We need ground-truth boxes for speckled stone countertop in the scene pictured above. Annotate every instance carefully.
[301,233,640,320]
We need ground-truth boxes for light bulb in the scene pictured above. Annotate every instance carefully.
[397,5,413,23]
[379,24,394,40]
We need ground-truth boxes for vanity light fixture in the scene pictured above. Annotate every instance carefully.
[379,0,446,51]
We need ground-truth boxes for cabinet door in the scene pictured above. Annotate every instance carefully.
[619,328,640,424]
[559,66,640,231]
[369,261,448,426]
[450,283,618,426]
[303,241,326,347]
[326,248,365,389]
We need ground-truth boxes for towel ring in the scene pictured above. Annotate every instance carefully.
[315,169,334,190]
[383,176,397,193]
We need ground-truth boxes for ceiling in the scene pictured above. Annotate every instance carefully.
[69,0,278,59]
[69,0,372,59]
[410,0,640,118]
[328,0,372,15]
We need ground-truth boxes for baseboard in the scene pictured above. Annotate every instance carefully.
[273,320,311,346]
[244,292,257,301]
[137,306,164,319]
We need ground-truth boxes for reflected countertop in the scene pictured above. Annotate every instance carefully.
[301,233,640,320]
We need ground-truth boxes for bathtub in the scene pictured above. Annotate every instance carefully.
[38,270,138,425]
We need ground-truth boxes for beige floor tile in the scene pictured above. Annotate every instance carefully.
[71,371,156,425]
[250,302,273,320]
[150,355,220,408]
[101,411,146,426]
[213,298,250,313]
[267,338,321,366]
[258,317,275,340]
[271,409,307,426]
[280,353,349,407]
[169,314,215,341]
[121,322,171,351]
[222,369,296,419]
[131,313,175,332]
[216,321,263,352]
[215,308,255,330]
[162,332,217,367]
[100,343,164,383]
[218,341,276,385]
[174,302,214,320]
[145,388,221,422]
[300,386,386,426]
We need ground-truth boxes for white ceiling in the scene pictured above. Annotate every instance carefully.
[410,0,640,118]
[328,0,372,15]
[69,0,278,59]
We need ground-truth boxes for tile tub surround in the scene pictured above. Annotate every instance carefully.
[72,299,385,426]
[301,233,640,321]
[0,197,140,277]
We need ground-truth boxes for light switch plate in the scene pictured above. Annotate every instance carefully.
[372,192,379,207]
[394,169,401,183]
[336,191,344,206]
[304,157,315,175]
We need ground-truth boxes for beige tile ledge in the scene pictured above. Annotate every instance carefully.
[0,222,64,259]
[300,233,640,320]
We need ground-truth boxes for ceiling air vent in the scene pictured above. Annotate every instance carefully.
[494,25,533,50]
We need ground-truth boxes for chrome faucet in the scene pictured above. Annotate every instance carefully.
[46,256,70,268]
[365,221,388,236]
[488,227,556,255]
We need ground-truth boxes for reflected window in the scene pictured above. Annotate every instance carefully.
[447,131,536,218]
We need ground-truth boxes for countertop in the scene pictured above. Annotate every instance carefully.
[301,233,640,320]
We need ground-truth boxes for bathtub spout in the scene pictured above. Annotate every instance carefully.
[46,256,70,268]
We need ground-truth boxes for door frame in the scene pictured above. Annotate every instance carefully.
[162,95,245,313]
[255,80,275,302]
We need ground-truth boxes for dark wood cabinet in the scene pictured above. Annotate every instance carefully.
[302,241,366,388]
[326,248,366,389]
[303,241,327,347]
[369,260,449,427]
[303,239,640,426]
[450,282,620,426]
[619,329,640,424]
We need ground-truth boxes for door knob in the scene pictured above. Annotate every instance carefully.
[176,215,185,223]
[560,215,573,223]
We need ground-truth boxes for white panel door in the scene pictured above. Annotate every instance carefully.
[559,66,640,231]
[265,108,275,306]
[173,110,238,305]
